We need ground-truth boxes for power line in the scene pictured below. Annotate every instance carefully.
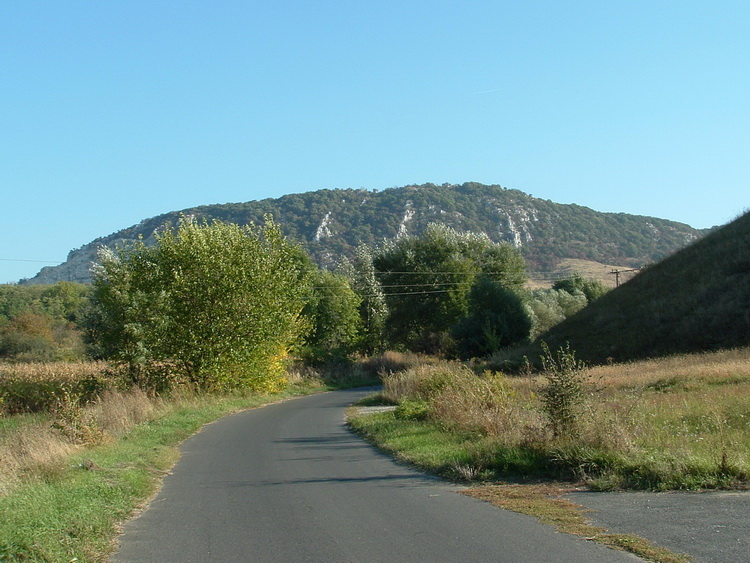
[0,258,62,264]
[375,270,522,275]
[315,281,475,290]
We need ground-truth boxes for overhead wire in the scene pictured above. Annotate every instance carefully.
[0,258,62,264]
[310,269,566,299]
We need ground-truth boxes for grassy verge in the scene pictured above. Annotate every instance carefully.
[348,348,750,562]
[352,348,750,490]
[0,382,325,562]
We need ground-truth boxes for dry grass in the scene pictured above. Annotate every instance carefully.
[0,360,114,414]
[379,347,750,489]
[0,358,335,496]
[0,360,111,383]
[87,387,163,437]
[0,416,80,495]
[381,362,451,403]
[584,348,750,390]
[382,362,544,446]
[363,351,435,378]
[0,386,166,495]
[430,369,539,440]
[284,351,428,388]
[525,258,637,290]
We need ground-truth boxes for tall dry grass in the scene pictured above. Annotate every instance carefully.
[0,415,79,495]
[380,347,750,488]
[583,348,750,390]
[383,362,542,441]
[0,384,166,495]
[0,361,115,414]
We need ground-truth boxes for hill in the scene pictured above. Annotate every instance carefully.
[22,182,705,285]
[496,210,750,367]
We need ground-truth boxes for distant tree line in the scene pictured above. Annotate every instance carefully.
[1,218,608,392]
[0,282,90,361]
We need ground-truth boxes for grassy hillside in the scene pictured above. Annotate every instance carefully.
[497,211,750,367]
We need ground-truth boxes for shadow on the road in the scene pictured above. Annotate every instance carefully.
[206,472,434,488]
[274,434,358,444]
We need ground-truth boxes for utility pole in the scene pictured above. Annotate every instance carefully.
[609,268,640,287]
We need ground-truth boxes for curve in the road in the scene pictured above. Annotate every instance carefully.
[113,388,637,562]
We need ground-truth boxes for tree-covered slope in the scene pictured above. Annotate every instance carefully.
[23,182,705,284]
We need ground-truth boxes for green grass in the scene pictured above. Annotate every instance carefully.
[349,411,551,482]
[351,399,750,491]
[0,412,47,433]
[0,383,325,562]
[369,350,750,491]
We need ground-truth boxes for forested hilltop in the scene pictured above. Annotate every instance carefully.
[23,182,705,284]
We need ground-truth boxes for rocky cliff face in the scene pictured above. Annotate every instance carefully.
[30,246,98,284]
[21,183,705,285]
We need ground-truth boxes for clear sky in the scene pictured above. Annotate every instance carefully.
[2,1,748,283]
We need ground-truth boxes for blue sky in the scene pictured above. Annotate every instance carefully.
[2,1,748,283]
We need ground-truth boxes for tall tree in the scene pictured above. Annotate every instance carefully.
[302,269,362,361]
[452,276,532,358]
[338,245,388,354]
[86,217,310,391]
[373,223,526,352]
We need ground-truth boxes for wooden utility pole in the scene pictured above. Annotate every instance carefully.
[609,268,640,287]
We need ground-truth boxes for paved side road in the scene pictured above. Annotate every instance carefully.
[567,490,750,562]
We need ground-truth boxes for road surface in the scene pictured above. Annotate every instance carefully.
[113,388,637,562]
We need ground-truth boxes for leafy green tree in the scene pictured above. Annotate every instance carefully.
[338,246,388,354]
[374,223,527,352]
[452,277,531,358]
[553,273,608,303]
[525,288,588,340]
[86,217,310,391]
[302,269,362,361]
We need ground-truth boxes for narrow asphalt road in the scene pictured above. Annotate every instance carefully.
[112,388,637,562]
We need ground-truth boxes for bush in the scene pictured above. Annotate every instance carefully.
[394,399,430,421]
[538,342,588,439]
